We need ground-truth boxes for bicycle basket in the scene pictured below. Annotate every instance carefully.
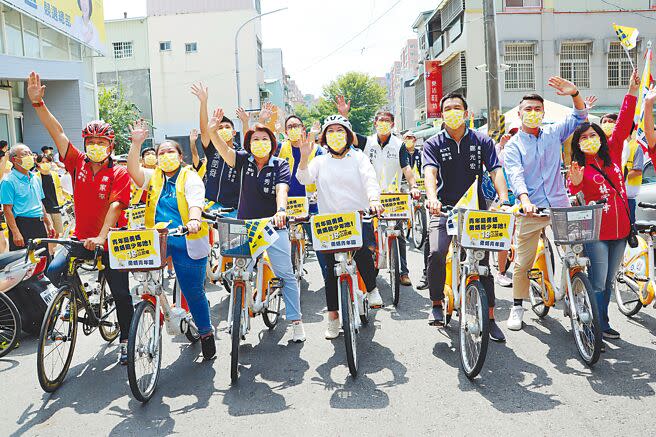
[549,204,603,244]
[215,217,279,259]
[455,208,515,252]
[108,228,168,271]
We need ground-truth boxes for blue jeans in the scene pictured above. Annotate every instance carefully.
[167,236,212,335]
[267,229,302,321]
[584,238,626,332]
[628,198,636,223]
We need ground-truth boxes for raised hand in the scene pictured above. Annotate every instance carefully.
[191,82,208,102]
[335,95,351,117]
[645,85,656,105]
[298,129,313,158]
[547,76,578,96]
[584,95,598,109]
[259,102,276,123]
[499,133,512,149]
[190,128,199,144]
[568,161,585,186]
[236,107,249,125]
[129,119,149,146]
[208,108,225,132]
[629,68,640,95]
[27,71,46,103]
[312,120,321,133]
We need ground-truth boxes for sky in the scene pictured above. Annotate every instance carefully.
[103,0,436,97]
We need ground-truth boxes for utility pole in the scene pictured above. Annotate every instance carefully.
[482,0,501,133]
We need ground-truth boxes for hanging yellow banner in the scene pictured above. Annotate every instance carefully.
[311,212,362,252]
[380,193,412,220]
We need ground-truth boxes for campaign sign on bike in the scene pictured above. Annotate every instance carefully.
[286,197,309,219]
[311,212,363,252]
[127,207,146,229]
[108,229,163,270]
[380,193,412,220]
[416,177,425,191]
[459,210,514,251]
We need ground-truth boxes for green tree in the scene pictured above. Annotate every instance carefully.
[97,85,142,154]
[317,72,388,135]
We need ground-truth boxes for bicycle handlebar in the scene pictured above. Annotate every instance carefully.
[638,202,656,210]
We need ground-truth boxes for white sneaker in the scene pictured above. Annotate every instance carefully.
[324,319,340,339]
[495,271,513,287]
[507,306,525,331]
[291,321,306,343]
[368,289,383,307]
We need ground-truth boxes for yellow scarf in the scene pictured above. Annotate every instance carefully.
[278,140,318,192]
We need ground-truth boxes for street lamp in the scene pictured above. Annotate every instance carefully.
[235,7,288,109]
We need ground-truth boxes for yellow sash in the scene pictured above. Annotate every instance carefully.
[37,171,65,206]
[278,140,318,192]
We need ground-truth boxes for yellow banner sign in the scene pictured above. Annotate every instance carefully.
[380,193,412,220]
[127,207,146,229]
[460,210,514,251]
[311,212,362,252]
[287,197,309,219]
[108,229,162,269]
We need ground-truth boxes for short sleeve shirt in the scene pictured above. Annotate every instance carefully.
[422,129,500,209]
[204,140,242,208]
[0,169,45,218]
[62,143,131,240]
[234,150,291,219]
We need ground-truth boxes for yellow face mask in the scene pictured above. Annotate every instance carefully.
[287,127,302,142]
[326,131,347,151]
[521,110,544,129]
[218,128,233,143]
[250,140,272,158]
[579,136,601,155]
[376,121,392,136]
[601,122,615,137]
[86,143,110,163]
[19,154,35,171]
[157,152,181,172]
[443,109,465,130]
[39,162,52,172]
[143,154,157,167]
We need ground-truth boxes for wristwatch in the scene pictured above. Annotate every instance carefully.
[277,207,286,212]
[502,200,513,207]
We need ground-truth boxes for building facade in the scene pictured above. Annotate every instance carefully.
[388,39,419,131]
[0,2,99,151]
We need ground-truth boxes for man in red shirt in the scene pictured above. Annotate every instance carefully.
[27,72,134,364]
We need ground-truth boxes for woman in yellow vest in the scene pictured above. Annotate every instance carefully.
[126,120,216,360]
[36,154,65,249]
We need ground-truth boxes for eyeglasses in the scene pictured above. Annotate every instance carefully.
[287,123,303,129]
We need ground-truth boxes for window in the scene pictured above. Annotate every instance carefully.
[447,17,463,43]
[4,8,24,57]
[608,42,637,87]
[40,25,69,60]
[113,41,133,59]
[69,40,82,60]
[504,43,535,90]
[257,38,263,68]
[560,42,590,89]
[443,52,467,94]
[21,15,40,58]
[255,0,261,13]
[441,0,464,27]
[505,0,541,7]
[159,41,171,51]
[185,42,197,53]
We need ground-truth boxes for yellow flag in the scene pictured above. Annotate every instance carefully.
[469,114,475,129]
[613,24,639,50]
[455,177,479,210]
[634,45,652,148]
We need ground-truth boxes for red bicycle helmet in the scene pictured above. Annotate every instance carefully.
[82,120,115,142]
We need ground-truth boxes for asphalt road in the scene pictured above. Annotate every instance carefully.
[3,244,656,436]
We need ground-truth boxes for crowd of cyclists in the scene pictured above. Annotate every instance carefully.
[2,66,656,373]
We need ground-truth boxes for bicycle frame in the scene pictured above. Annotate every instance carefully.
[375,218,402,270]
[619,232,656,305]
[445,242,489,318]
[334,251,366,331]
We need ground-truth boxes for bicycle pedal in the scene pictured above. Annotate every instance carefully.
[527,269,542,280]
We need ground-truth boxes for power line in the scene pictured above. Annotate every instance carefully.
[296,0,403,73]
[599,0,656,22]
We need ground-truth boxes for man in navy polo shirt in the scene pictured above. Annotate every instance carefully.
[422,92,510,342]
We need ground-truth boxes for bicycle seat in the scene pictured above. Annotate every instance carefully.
[635,221,656,232]
[0,250,27,270]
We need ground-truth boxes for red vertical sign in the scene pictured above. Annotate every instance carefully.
[425,60,443,119]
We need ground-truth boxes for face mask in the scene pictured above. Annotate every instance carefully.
[86,143,110,163]
[443,109,465,130]
[143,154,157,166]
[19,155,35,171]
[521,110,544,129]
[601,122,615,137]
[376,121,392,136]
[157,152,181,172]
[405,139,416,149]
[287,127,302,142]
[250,140,272,158]
[218,128,233,143]
[579,136,601,155]
[39,162,52,172]
[44,150,53,156]
[326,131,347,152]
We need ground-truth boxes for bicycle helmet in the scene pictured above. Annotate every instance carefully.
[82,120,115,143]
[320,114,354,144]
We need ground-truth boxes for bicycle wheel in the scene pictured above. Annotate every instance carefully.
[529,279,550,318]
[98,277,119,343]
[614,272,643,317]
[412,207,427,249]
[183,318,201,343]
[291,241,302,290]
[0,293,21,358]
[127,300,162,403]
[389,239,400,306]
[262,285,282,329]
[569,272,602,366]
[231,284,244,383]
[340,278,358,377]
[37,287,78,392]
[459,280,489,379]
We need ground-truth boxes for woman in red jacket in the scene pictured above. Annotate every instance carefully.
[569,120,631,341]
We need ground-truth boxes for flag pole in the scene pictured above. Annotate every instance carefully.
[624,45,636,71]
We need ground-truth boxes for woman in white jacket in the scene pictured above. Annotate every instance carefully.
[297,115,384,339]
